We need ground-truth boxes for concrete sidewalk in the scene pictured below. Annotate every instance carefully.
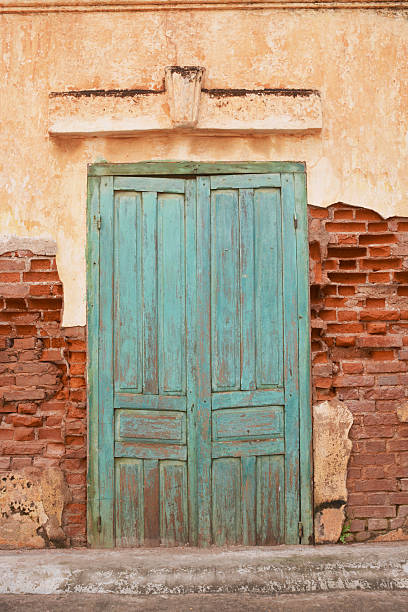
[0,543,408,595]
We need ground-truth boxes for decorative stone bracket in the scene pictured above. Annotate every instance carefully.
[48,66,322,137]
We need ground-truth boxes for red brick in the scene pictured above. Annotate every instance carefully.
[29,259,52,271]
[365,387,404,400]
[1,441,45,455]
[23,271,59,282]
[15,374,58,387]
[11,414,42,427]
[358,335,403,348]
[338,286,356,296]
[2,389,46,401]
[355,209,382,221]
[326,222,366,233]
[371,350,395,360]
[366,361,407,373]
[328,272,367,284]
[0,284,29,298]
[367,518,388,530]
[18,403,38,414]
[29,284,52,296]
[14,427,34,441]
[333,375,374,387]
[368,222,389,232]
[326,323,364,334]
[369,246,391,257]
[333,209,354,220]
[38,429,63,442]
[40,349,63,362]
[0,273,21,283]
[13,337,36,349]
[360,309,400,321]
[342,362,363,374]
[395,272,408,283]
[359,234,397,245]
[310,207,328,219]
[368,272,391,283]
[0,259,26,272]
[338,311,358,322]
[336,336,356,347]
[367,322,387,334]
[0,429,14,440]
[361,258,402,271]
[27,298,62,310]
[327,247,366,259]
[348,506,396,518]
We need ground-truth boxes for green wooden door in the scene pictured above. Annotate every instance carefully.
[87,163,312,547]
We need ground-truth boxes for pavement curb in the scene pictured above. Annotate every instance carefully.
[0,543,408,595]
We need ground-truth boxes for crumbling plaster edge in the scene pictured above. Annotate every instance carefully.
[0,235,57,257]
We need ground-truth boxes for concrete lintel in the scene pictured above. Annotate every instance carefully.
[48,86,322,137]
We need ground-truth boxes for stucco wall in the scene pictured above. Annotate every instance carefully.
[1,8,408,325]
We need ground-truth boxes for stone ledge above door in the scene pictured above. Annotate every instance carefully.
[48,66,322,138]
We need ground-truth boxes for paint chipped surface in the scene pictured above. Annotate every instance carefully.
[313,399,353,543]
[0,468,70,549]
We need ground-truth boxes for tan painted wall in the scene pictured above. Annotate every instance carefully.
[1,9,407,326]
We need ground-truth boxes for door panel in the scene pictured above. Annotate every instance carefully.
[207,176,297,545]
[92,170,305,547]
[110,178,190,546]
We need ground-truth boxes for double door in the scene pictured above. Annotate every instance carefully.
[87,164,311,547]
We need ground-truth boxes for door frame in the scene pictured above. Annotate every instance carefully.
[86,161,313,546]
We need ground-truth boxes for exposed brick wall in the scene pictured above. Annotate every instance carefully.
[0,251,86,546]
[309,203,408,542]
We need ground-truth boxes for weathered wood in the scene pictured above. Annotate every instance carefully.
[210,174,281,189]
[212,438,284,459]
[212,389,284,409]
[212,458,241,545]
[294,170,313,544]
[98,175,115,547]
[196,176,212,546]
[255,187,283,388]
[185,178,198,545]
[211,188,240,391]
[212,406,283,440]
[116,442,187,461]
[242,456,256,545]
[239,188,256,391]
[114,176,185,193]
[114,393,186,411]
[160,461,188,546]
[114,192,142,393]
[281,173,301,544]
[88,165,311,548]
[158,194,186,394]
[143,459,160,546]
[86,175,100,547]
[116,409,186,443]
[89,161,305,176]
[115,459,144,547]
[256,455,285,545]
[142,192,159,394]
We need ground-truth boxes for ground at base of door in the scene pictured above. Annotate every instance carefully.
[1,591,408,612]
[0,543,408,596]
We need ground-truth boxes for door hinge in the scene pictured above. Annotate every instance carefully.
[294,216,298,230]
[97,516,102,533]
[298,521,304,540]
[95,213,101,231]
